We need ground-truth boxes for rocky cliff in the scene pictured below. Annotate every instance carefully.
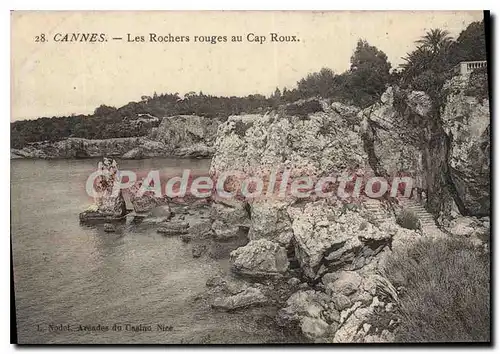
[361,78,490,219]
[208,79,490,342]
[11,115,221,159]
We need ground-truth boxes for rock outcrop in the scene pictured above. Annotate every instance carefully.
[79,158,127,222]
[230,239,289,277]
[441,76,490,216]
[288,200,393,280]
[209,105,371,246]
[361,80,490,219]
[208,78,490,342]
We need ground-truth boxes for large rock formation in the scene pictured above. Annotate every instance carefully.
[359,87,425,181]
[79,158,127,222]
[209,104,371,243]
[208,77,490,342]
[361,80,490,218]
[441,76,490,216]
[288,200,393,280]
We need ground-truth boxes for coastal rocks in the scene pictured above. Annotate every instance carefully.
[211,287,268,311]
[210,107,369,184]
[210,200,250,240]
[230,239,289,277]
[209,105,372,272]
[277,271,398,342]
[359,87,424,180]
[79,193,127,222]
[361,81,490,219]
[121,140,169,159]
[79,158,127,222]
[276,290,338,341]
[12,137,147,159]
[287,200,392,280]
[445,216,489,245]
[323,271,362,296]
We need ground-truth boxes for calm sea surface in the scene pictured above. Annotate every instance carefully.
[11,158,289,344]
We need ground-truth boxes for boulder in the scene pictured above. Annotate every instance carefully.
[323,271,362,296]
[276,290,331,325]
[230,239,289,277]
[447,216,476,236]
[300,317,330,341]
[276,289,339,341]
[210,200,250,240]
[287,200,392,279]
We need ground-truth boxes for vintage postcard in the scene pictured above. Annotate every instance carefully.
[10,10,491,344]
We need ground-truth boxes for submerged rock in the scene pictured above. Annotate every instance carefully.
[211,287,268,311]
[192,244,207,258]
[157,221,190,236]
[103,223,116,233]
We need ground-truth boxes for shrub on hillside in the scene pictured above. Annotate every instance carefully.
[383,238,490,342]
[396,209,421,230]
[284,99,323,119]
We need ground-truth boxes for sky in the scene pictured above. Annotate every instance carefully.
[11,11,484,121]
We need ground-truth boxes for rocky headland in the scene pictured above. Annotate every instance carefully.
[11,115,221,159]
